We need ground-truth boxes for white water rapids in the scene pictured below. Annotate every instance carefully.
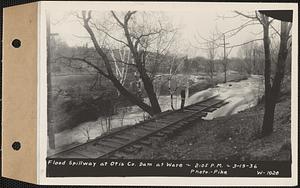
[48,75,264,155]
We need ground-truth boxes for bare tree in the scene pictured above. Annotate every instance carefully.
[99,118,110,134]
[238,42,256,74]
[201,31,218,85]
[235,10,292,136]
[167,56,181,110]
[194,28,232,84]
[81,126,91,142]
[182,57,191,99]
[58,11,176,116]
[238,42,265,75]
[261,19,292,136]
[119,107,128,127]
[238,42,253,74]
[109,47,130,96]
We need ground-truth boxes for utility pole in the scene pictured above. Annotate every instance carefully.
[220,33,230,83]
[47,12,56,149]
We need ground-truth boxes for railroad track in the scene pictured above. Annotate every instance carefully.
[49,95,228,159]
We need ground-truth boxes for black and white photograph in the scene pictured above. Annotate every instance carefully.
[43,2,296,180]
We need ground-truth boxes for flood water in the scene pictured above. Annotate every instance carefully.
[187,75,264,119]
[48,75,264,155]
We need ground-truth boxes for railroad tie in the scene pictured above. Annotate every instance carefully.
[184,109,198,112]
[133,129,152,135]
[197,100,223,107]
[146,122,165,129]
[95,142,118,149]
[111,153,126,159]
[197,112,208,117]
[154,132,165,137]
[204,107,218,112]
[103,139,124,146]
[122,146,137,154]
[132,145,143,151]
[214,103,224,108]
[181,120,190,125]
[187,106,207,111]
[113,134,133,141]
[214,101,229,108]
[156,120,174,124]
[161,130,172,134]
[139,126,157,131]
[177,121,186,126]
[139,140,152,146]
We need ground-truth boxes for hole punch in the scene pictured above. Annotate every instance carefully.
[12,141,21,151]
[12,39,21,48]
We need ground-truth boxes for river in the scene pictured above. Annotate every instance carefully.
[48,75,264,155]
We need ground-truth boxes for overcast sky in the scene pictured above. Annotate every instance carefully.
[47,3,282,58]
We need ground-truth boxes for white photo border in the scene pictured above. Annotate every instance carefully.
[38,1,298,186]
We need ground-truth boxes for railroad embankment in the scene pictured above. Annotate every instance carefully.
[135,88,291,161]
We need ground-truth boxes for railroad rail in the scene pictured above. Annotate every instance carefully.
[49,95,228,159]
